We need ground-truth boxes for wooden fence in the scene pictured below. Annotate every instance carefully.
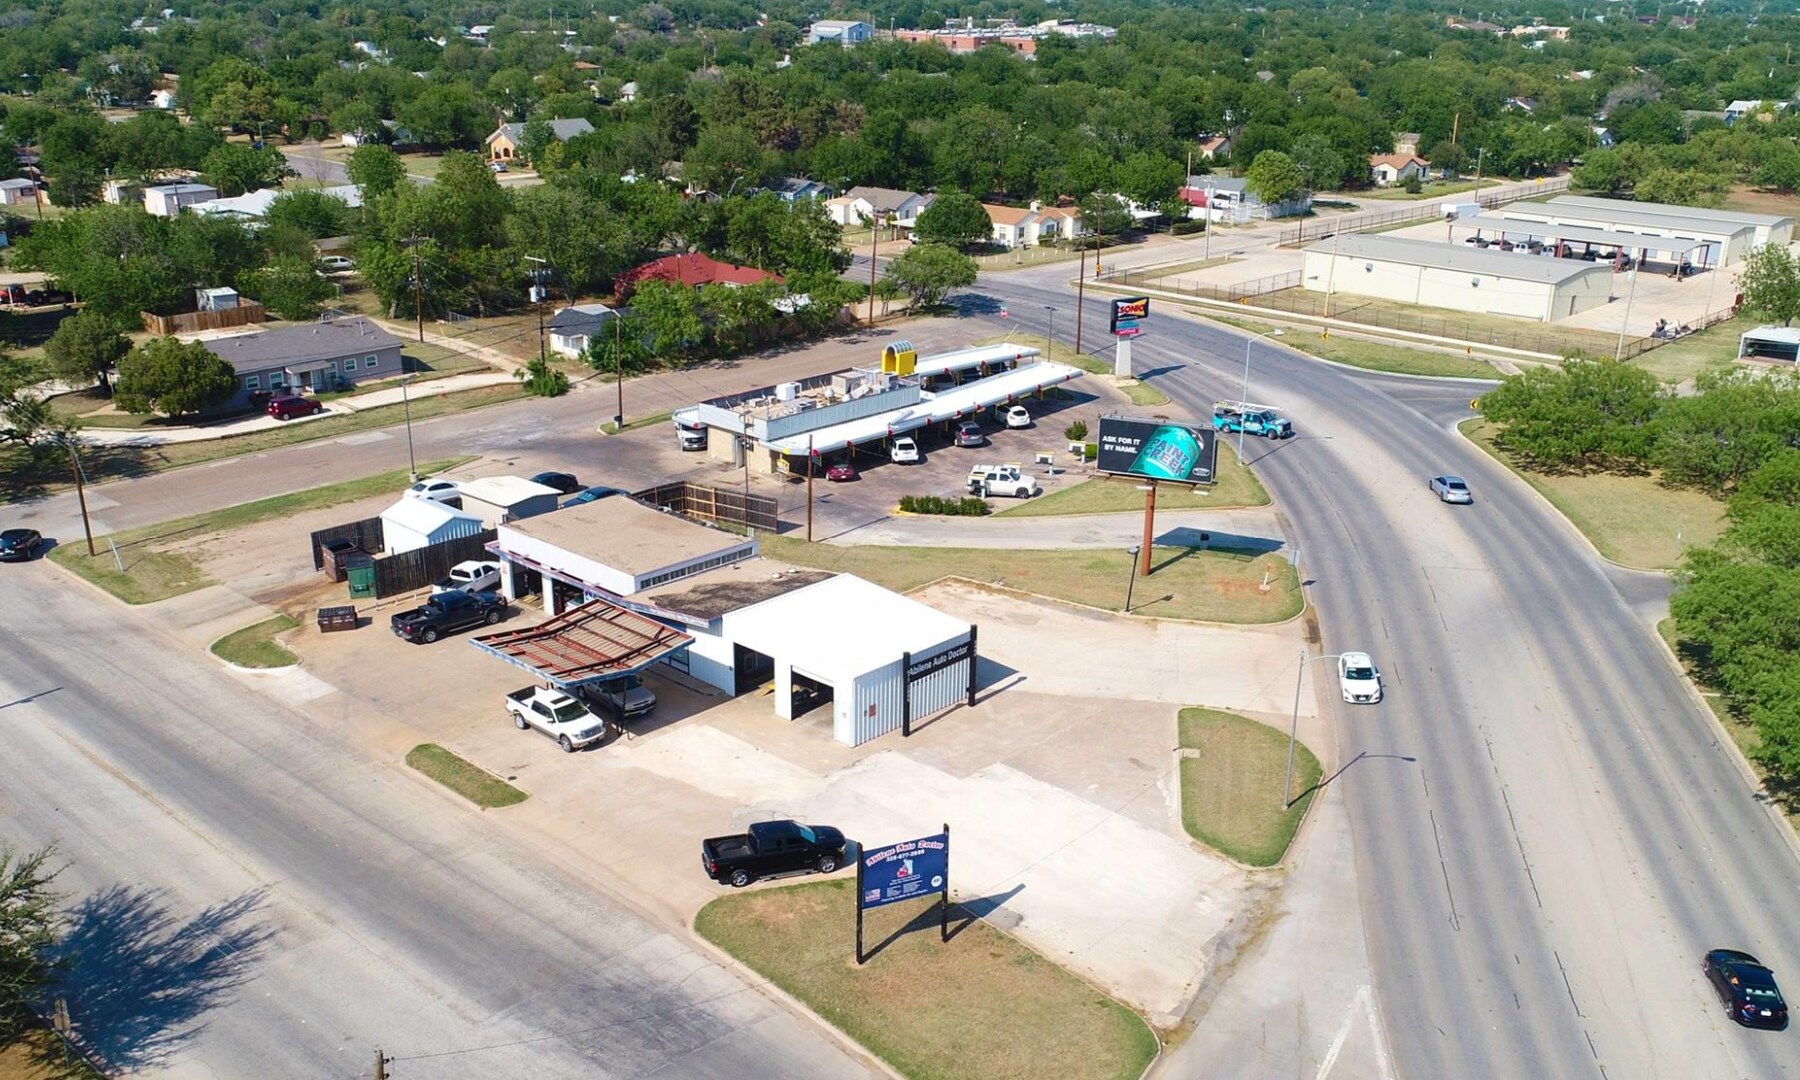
[634,481,780,532]
[141,301,267,336]
[309,517,385,570]
[372,530,498,598]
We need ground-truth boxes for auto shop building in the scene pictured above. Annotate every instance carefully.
[1302,233,1615,321]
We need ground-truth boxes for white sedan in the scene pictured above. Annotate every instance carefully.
[1338,652,1384,704]
[406,478,461,504]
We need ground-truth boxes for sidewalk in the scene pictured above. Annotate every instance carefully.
[827,507,1286,552]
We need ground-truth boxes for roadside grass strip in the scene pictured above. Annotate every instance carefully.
[210,615,300,668]
[405,744,528,809]
[1177,707,1321,867]
[1000,444,1268,517]
[1203,314,1499,379]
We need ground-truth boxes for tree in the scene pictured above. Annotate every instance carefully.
[0,842,64,1039]
[43,310,130,393]
[629,279,706,359]
[515,355,570,397]
[1427,140,1469,177]
[1479,358,1664,468]
[910,192,992,249]
[244,257,337,320]
[200,143,292,197]
[583,315,653,376]
[1652,370,1799,492]
[346,144,408,198]
[1738,244,1800,327]
[683,125,769,195]
[1244,150,1306,206]
[1631,167,1728,208]
[1288,134,1347,192]
[264,190,352,239]
[1112,152,1184,209]
[882,243,978,310]
[115,336,239,417]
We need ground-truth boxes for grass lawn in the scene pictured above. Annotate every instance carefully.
[1205,313,1499,378]
[1138,256,1238,280]
[1463,419,1726,569]
[1118,380,1171,406]
[696,880,1158,1080]
[1630,313,1754,383]
[1176,707,1321,866]
[210,614,300,668]
[405,744,528,809]
[49,457,468,604]
[1254,287,1620,357]
[974,244,1098,272]
[604,409,674,435]
[1355,177,1501,202]
[1723,185,1800,217]
[0,1017,105,1080]
[1001,443,1269,517]
[763,535,1302,624]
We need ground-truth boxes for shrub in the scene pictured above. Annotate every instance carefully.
[1064,419,1089,441]
[1402,174,1423,194]
[899,494,991,516]
[1170,219,1207,236]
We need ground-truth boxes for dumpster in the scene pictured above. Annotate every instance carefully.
[316,606,358,633]
[346,554,376,598]
[321,538,360,583]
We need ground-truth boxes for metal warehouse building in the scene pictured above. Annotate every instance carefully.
[1496,201,1757,267]
[1546,194,1793,249]
[479,497,977,745]
[1302,234,1616,321]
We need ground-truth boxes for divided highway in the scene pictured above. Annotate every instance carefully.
[975,270,1800,1079]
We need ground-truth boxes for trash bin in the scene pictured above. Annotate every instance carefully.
[345,554,376,599]
[321,538,359,582]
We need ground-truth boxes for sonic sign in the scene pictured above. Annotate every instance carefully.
[1110,296,1150,338]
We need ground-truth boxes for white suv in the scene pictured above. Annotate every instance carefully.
[890,437,921,464]
[966,464,1041,498]
[1003,405,1032,429]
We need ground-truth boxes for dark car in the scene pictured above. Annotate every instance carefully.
[0,528,44,562]
[1706,949,1790,1029]
[954,421,987,448]
[267,394,324,421]
[562,485,628,508]
[701,819,849,888]
[530,471,582,495]
[390,589,508,644]
[826,461,858,482]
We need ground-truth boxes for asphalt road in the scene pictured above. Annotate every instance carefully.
[973,267,1800,1079]
[0,564,870,1079]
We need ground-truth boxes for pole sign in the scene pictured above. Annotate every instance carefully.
[1109,296,1150,337]
[859,833,949,910]
[1096,414,1218,484]
[905,641,972,681]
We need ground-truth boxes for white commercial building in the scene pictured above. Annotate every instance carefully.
[455,475,562,528]
[1496,201,1756,267]
[143,182,218,216]
[1544,194,1793,250]
[1302,234,1615,322]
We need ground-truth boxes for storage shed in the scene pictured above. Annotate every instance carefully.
[1739,325,1800,364]
[380,498,484,555]
[454,476,562,528]
[1302,234,1615,322]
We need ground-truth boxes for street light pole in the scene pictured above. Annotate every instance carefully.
[400,374,418,482]
[1238,328,1285,459]
[1286,651,1343,808]
[1124,545,1141,612]
[1045,305,1057,354]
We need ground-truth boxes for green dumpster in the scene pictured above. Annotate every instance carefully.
[346,554,376,599]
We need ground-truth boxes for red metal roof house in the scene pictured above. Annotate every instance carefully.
[615,253,783,297]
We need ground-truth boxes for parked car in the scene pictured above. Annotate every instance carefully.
[505,686,608,752]
[578,673,657,721]
[267,394,324,421]
[318,255,356,273]
[826,461,859,482]
[1430,475,1473,504]
[967,463,1041,498]
[432,559,502,594]
[25,288,72,306]
[1705,949,1789,1029]
[1338,652,1383,704]
[889,436,921,464]
[955,421,987,448]
[390,589,507,643]
[529,471,582,494]
[676,424,707,451]
[701,820,849,888]
[489,160,509,173]
[562,485,628,508]
[406,478,461,504]
[0,528,44,562]
[1003,405,1032,429]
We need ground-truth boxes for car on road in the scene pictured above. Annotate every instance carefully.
[529,471,582,494]
[505,686,608,752]
[267,394,324,421]
[318,255,356,273]
[0,528,44,562]
[1338,652,1383,704]
[390,589,507,643]
[578,673,657,721]
[432,559,502,594]
[1705,949,1790,1029]
[1430,475,1474,504]
[701,819,849,888]
[1003,405,1032,429]
[406,478,461,504]
[954,421,987,448]
[562,485,628,508]
[889,437,921,464]
[826,461,858,482]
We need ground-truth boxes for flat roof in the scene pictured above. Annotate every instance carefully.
[1304,233,1611,285]
[502,497,746,576]
[763,361,1083,455]
[913,343,1040,378]
[636,558,837,621]
[1548,194,1792,231]
[1741,326,1800,344]
[470,600,694,686]
[380,496,480,533]
[457,475,561,506]
[1459,213,1709,254]
[725,574,971,681]
[1504,200,1753,239]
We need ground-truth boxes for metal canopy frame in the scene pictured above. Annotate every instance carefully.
[471,600,694,688]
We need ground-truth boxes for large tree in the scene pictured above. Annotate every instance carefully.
[345,144,408,199]
[1479,358,1664,469]
[0,842,63,1040]
[244,257,337,321]
[882,243,978,310]
[1738,244,1800,327]
[43,309,130,393]
[912,192,993,249]
[200,143,292,197]
[1244,150,1306,206]
[115,336,239,417]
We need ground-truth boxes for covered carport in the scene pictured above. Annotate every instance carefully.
[470,601,694,690]
[1739,325,1800,364]
[1449,213,1713,275]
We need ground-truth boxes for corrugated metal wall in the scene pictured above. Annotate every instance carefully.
[843,633,972,747]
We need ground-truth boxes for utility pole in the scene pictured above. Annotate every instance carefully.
[525,255,548,365]
[404,236,425,342]
[806,432,815,543]
[64,437,95,556]
[867,211,882,328]
[1075,203,1090,354]
[612,314,625,432]
[373,1048,391,1080]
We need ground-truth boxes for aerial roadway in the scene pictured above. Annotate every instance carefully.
[978,265,1800,1080]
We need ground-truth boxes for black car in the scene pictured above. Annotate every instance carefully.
[389,589,508,644]
[0,528,43,562]
[529,471,582,494]
[1705,949,1790,1030]
[701,819,848,888]
[562,485,628,508]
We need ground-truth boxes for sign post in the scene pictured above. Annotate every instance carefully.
[1109,297,1150,378]
[854,830,952,965]
[1096,414,1216,579]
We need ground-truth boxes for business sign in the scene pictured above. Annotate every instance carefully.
[1110,296,1150,337]
[1096,414,1218,485]
[906,641,972,681]
[859,833,949,910]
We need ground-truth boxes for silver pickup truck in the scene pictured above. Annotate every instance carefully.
[577,673,657,720]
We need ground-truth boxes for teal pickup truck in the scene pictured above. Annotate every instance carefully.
[1212,401,1294,440]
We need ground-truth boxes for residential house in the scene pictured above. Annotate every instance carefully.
[352,40,387,60]
[465,24,494,43]
[1369,154,1430,187]
[1393,133,1423,157]
[190,184,362,222]
[484,117,595,162]
[617,81,638,103]
[1177,175,1311,223]
[826,186,934,230]
[806,20,874,46]
[0,178,37,207]
[1592,126,1616,148]
[1725,100,1789,125]
[1196,134,1233,160]
[380,498,484,556]
[614,253,783,298]
[150,89,176,109]
[1033,204,1086,243]
[546,304,619,359]
[767,177,834,202]
[201,317,405,406]
[143,182,218,216]
[983,203,1038,249]
[1504,97,1538,114]
[102,178,144,205]
[1446,17,1503,32]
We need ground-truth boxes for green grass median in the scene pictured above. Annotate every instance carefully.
[1001,442,1268,517]
[696,880,1158,1080]
[1177,707,1320,867]
[405,744,528,809]
[210,615,300,668]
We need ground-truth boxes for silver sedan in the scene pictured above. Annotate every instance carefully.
[1430,474,1473,504]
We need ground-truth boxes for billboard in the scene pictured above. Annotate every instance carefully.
[1096,415,1218,484]
[1110,296,1149,337]
[859,833,949,910]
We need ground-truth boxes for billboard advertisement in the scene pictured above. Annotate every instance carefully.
[1110,296,1149,337]
[859,833,949,910]
[1096,415,1218,484]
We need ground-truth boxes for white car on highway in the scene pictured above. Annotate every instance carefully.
[1338,652,1383,704]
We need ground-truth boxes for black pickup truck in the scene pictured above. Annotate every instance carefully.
[701,820,849,888]
[390,588,507,643]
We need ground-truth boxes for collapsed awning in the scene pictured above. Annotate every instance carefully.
[471,600,693,688]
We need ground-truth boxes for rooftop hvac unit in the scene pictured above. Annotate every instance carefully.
[775,381,800,401]
[831,372,865,397]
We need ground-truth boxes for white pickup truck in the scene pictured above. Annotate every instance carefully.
[505,686,609,752]
[966,463,1041,498]
[432,559,502,594]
